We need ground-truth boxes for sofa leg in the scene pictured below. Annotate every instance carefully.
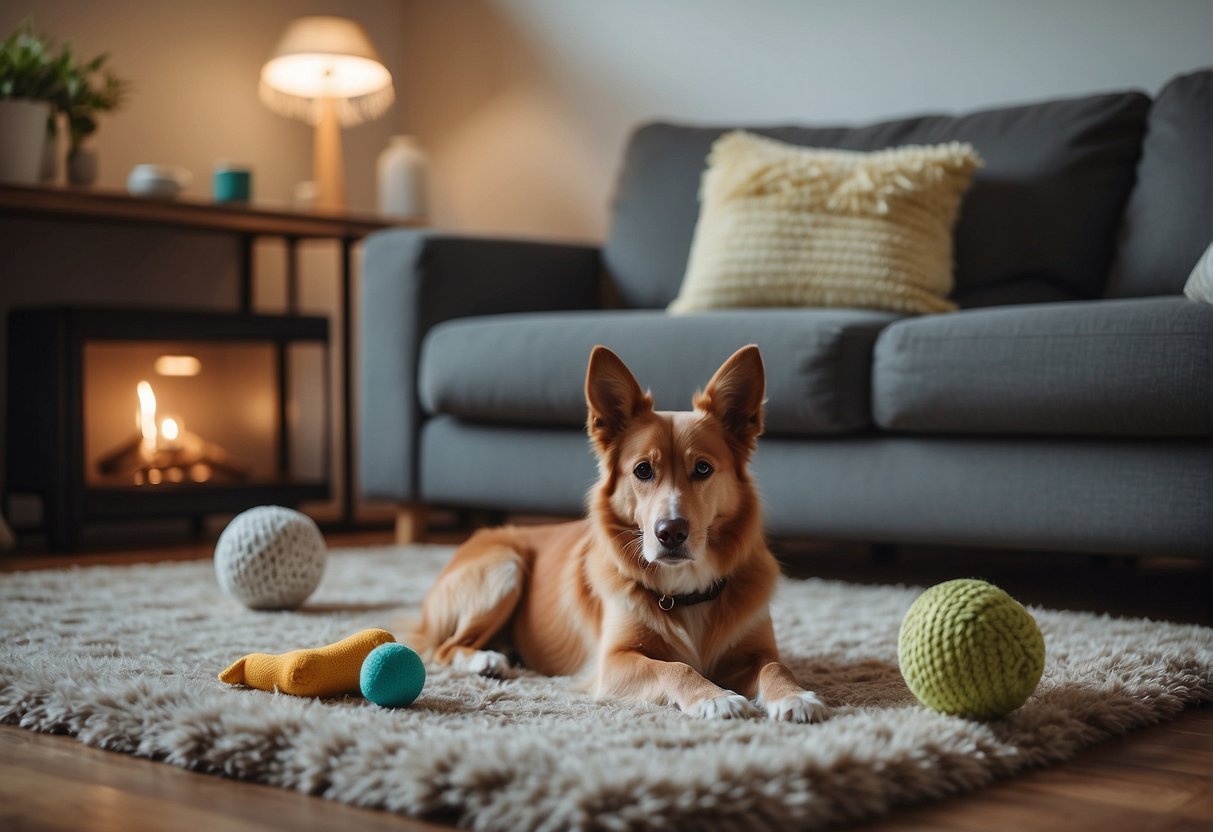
[395,505,428,545]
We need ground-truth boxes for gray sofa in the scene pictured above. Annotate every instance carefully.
[360,68,1212,558]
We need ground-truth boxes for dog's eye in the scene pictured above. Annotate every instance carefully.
[633,461,654,481]
[693,460,714,480]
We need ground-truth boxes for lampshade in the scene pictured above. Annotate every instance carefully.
[259,16,394,127]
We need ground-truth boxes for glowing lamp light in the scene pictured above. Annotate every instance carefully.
[259,15,394,211]
[261,52,391,101]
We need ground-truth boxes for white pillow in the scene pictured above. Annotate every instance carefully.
[1183,242,1213,303]
[670,131,982,316]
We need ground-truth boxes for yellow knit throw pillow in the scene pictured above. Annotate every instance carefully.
[669,131,982,315]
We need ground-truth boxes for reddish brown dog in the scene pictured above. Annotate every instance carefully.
[412,345,829,721]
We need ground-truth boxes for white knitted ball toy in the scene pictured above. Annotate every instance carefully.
[215,506,326,610]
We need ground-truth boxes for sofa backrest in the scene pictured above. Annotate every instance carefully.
[603,91,1150,309]
[1106,68,1212,298]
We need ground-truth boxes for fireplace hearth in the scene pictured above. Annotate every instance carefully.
[5,307,330,549]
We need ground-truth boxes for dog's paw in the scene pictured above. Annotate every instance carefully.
[452,649,513,678]
[687,693,762,720]
[765,690,830,723]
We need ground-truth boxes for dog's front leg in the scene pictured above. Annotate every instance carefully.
[752,662,829,723]
[715,619,830,723]
[595,648,761,719]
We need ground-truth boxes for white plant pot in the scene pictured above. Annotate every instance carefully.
[0,99,51,185]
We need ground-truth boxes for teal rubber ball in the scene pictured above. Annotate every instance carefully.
[360,643,426,708]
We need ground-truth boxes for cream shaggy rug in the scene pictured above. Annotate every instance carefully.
[1,545,1210,831]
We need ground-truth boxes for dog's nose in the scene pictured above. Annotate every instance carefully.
[655,517,689,549]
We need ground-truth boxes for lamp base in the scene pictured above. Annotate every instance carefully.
[313,97,346,212]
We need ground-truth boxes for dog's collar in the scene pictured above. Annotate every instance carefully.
[645,579,727,612]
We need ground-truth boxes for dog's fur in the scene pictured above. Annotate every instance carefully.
[411,345,828,721]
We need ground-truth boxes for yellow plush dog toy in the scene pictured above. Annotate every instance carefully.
[219,628,395,697]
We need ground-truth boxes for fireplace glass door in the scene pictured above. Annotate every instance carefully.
[5,307,330,548]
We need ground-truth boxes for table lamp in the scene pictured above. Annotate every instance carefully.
[259,16,394,211]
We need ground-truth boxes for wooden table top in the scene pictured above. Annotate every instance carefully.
[0,182,410,239]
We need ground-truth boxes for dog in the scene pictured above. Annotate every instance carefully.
[411,344,829,722]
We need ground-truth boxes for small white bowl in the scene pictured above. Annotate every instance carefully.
[126,164,192,198]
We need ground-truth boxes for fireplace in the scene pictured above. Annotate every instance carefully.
[5,307,330,549]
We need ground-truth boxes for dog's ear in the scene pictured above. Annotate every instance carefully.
[695,345,765,455]
[585,346,653,448]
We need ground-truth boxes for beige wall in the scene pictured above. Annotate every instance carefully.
[5,0,1210,277]
[398,0,1213,243]
[18,0,1209,231]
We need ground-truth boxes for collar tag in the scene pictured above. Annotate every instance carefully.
[651,579,726,612]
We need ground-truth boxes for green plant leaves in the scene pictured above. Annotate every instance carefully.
[1,17,130,147]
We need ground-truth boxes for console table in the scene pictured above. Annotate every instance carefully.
[0,183,413,532]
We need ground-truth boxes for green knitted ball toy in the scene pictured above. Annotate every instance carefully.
[898,579,1045,720]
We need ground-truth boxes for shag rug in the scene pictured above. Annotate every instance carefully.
[1,545,1210,831]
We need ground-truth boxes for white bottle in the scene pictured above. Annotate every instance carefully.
[377,135,428,220]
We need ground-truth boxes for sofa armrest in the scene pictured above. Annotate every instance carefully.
[359,229,602,501]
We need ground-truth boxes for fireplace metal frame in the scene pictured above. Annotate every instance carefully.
[5,306,330,549]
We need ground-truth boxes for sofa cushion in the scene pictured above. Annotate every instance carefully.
[419,309,900,436]
[754,435,1210,556]
[420,417,594,516]
[605,91,1149,309]
[670,132,980,315]
[1108,69,1213,298]
[872,297,1213,437]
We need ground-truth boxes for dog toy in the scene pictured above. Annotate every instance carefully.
[214,505,326,610]
[360,642,427,707]
[898,578,1044,720]
[219,628,395,697]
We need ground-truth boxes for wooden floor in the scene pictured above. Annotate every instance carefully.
[2,529,1210,831]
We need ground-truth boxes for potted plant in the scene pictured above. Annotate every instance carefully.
[53,43,129,185]
[0,19,129,187]
[0,19,59,184]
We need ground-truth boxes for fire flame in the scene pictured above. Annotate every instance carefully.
[104,379,242,486]
[137,381,157,452]
[136,382,183,453]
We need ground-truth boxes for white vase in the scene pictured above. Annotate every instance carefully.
[0,99,52,185]
[377,135,428,220]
